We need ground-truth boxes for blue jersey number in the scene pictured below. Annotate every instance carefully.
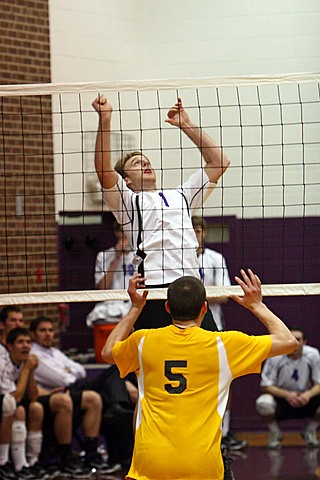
[159,192,169,207]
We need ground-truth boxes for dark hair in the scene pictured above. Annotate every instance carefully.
[290,326,305,339]
[167,276,206,321]
[191,216,207,230]
[0,306,22,324]
[6,327,30,345]
[29,316,53,333]
[114,151,149,179]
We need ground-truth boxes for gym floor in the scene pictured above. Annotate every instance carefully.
[51,433,320,479]
[93,433,320,480]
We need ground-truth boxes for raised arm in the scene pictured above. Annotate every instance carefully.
[165,98,230,183]
[92,95,119,190]
[101,274,148,363]
[230,269,298,357]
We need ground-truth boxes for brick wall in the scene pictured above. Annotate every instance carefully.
[0,0,59,327]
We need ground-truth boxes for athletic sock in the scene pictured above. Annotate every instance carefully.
[11,420,28,471]
[268,421,281,435]
[0,443,10,465]
[84,437,98,460]
[222,410,231,438]
[26,430,43,466]
[305,419,319,433]
[57,444,72,466]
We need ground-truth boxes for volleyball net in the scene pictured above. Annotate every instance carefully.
[0,73,319,305]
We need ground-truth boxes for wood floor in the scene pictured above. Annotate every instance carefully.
[56,432,320,479]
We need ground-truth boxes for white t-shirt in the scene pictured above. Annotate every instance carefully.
[0,344,22,394]
[30,342,86,390]
[103,169,216,286]
[197,248,231,330]
[94,247,134,290]
[86,247,134,326]
[260,345,320,392]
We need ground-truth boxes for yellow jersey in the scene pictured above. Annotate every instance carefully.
[112,325,272,480]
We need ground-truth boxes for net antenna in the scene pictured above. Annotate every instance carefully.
[0,73,319,305]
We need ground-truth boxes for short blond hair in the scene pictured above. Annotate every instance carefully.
[114,151,145,178]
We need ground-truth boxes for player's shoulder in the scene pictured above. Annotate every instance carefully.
[302,345,320,361]
[203,248,224,260]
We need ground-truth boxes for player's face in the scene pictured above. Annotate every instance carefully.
[289,330,305,358]
[124,154,156,192]
[33,321,54,348]
[193,226,205,248]
[3,311,24,336]
[8,335,32,363]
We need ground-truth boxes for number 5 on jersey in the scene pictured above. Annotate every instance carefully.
[164,360,187,394]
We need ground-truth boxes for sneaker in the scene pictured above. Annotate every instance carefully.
[27,463,51,480]
[301,428,320,448]
[59,455,93,478]
[268,431,283,449]
[221,432,248,451]
[85,451,122,474]
[0,462,17,479]
[222,453,235,480]
[15,466,38,480]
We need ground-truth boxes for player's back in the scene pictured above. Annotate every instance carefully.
[131,325,225,479]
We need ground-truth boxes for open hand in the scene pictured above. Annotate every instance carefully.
[230,269,262,311]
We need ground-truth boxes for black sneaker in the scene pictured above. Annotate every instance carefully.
[222,453,235,480]
[59,455,93,478]
[27,463,51,479]
[221,432,248,451]
[0,462,17,479]
[15,466,38,480]
[85,452,121,474]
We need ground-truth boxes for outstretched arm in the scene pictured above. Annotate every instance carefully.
[230,269,298,357]
[101,274,148,363]
[92,95,119,190]
[165,98,230,183]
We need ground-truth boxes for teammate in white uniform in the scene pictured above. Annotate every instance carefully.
[256,326,320,449]
[192,215,247,451]
[86,221,135,326]
[92,96,230,330]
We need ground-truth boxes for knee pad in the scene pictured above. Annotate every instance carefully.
[2,393,17,417]
[11,420,27,443]
[256,393,276,416]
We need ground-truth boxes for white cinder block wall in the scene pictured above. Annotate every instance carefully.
[49,0,320,81]
[49,0,320,216]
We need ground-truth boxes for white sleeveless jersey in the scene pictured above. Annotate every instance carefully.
[103,169,216,285]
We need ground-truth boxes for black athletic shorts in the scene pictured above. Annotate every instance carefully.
[276,395,320,421]
[37,390,84,432]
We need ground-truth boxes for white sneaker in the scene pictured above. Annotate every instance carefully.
[268,431,283,449]
[301,428,320,448]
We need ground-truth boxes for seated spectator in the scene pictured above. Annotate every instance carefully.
[0,307,110,477]
[0,327,47,479]
[0,389,17,478]
[256,326,320,449]
[30,316,135,471]
[0,306,24,348]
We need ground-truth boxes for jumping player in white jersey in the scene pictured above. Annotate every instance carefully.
[92,96,230,330]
